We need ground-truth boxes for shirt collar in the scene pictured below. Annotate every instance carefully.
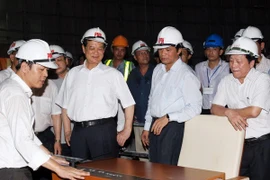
[161,58,182,72]
[11,73,32,97]
[80,61,104,72]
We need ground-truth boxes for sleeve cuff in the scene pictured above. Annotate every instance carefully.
[28,151,51,171]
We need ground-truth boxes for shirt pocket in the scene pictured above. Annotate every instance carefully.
[39,97,52,116]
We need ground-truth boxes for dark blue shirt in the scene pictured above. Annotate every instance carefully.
[127,64,155,124]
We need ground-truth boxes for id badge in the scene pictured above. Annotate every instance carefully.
[203,87,214,95]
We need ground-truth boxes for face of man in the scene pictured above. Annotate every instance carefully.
[23,63,48,88]
[82,40,105,68]
[134,50,150,65]
[205,47,223,62]
[181,48,192,64]
[158,46,181,67]
[10,51,19,67]
[229,54,254,83]
[55,56,68,75]
[112,46,126,61]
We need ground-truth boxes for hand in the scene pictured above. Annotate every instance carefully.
[55,166,90,180]
[51,155,69,166]
[65,131,71,146]
[151,116,169,135]
[141,130,149,147]
[117,128,132,146]
[225,109,248,131]
[54,141,62,155]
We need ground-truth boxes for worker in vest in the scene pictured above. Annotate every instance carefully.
[104,35,135,81]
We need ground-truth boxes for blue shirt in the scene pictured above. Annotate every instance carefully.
[127,64,155,124]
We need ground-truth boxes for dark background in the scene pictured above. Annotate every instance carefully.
[1,0,270,66]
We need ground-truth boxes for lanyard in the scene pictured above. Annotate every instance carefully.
[207,65,221,87]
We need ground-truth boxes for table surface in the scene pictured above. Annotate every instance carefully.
[76,158,225,180]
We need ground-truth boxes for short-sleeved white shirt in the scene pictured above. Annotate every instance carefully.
[0,67,14,83]
[213,68,270,138]
[256,54,270,74]
[32,79,61,132]
[0,74,50,170]
[56,62,135,121]
[195,59,230,109]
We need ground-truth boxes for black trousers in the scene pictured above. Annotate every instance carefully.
[149,120,185,165]
[240,138,270,180]
[71,119,119,160]
[0,167,32,180]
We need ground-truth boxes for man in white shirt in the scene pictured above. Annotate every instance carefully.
[141,26,202,165]
[241,26,270,74]
[0,39,89,180]
[0,40,25,82]
[50,44,72,156]
[211,37,270,180]
[56,27,135,160]
[195,34,230,114]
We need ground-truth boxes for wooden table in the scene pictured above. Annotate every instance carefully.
[53,158,225,180]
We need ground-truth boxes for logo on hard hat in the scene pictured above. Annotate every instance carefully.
[51,50,55,53]
[47,53,52,59]
[94,32,102,37]
[158,38,164,44]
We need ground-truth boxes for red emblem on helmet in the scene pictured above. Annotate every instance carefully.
[94,32,102,37]
[158,38,164,44]
[51,50,54,53]
[140,43,146,47]
[47,53,52,59]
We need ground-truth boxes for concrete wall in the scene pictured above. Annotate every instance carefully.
[0,0,269,66]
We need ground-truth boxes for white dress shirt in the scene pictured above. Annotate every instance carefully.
[256,54,270,74]
[56,62,135,121]
[0,67,14,83]
[144,59,202,131]
[0,74,50,170]
[213,68,270,139]
[32,79,61,132]
[195,59,230,109]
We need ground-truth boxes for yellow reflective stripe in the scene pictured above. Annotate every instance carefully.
[124,61,130,81]
[105,59,112,66]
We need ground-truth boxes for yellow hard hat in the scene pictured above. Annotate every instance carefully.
[112,35,129,47]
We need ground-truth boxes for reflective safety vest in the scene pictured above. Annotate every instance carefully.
[105,59,133,81]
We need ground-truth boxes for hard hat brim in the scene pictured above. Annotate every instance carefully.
[153,45,171,49]
[132,47,150,55]
[36,61,58,69]
[225,49,258,58]
[52,53,65,59]
[83,37,108,45]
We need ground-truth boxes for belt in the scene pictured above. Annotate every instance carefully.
[73,117,113,128]
[245,133,270,144]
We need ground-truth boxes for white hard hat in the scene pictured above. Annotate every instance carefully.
[131,40,150,55]
[233,29,245,41]
[49,45,65,59]
[182,40,194,55]
[153,26,184,49]
[225,37,259,58]
[16,39,58,69]
[65,51,73,60]
[7,40,26,55]
[81,27,107,45]
[242,26,264,41]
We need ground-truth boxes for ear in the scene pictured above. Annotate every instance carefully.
[177,48,182,56]
[20,61,30,73]
[82,45,86,54]
[219,49,224,56]
[133,55,138,62]
[187,54,192,60]
[250,60,255,68]
[260,42,265,51]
